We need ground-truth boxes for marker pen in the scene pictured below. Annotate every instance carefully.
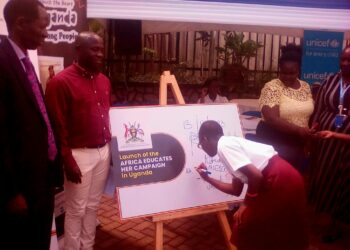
[201,170,211,175]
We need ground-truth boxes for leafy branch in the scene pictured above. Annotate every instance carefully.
[216,31,263,66]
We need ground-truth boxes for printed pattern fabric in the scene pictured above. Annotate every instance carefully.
[308,72,350,223]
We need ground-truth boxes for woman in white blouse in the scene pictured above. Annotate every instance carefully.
[196,120,309,250]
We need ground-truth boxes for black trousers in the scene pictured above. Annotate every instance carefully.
[0,159,60,250]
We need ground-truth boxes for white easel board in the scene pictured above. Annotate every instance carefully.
[108,103,246,219]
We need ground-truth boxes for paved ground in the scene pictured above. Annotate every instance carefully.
[94,195,350,250]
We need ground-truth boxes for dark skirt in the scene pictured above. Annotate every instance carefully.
[231,155,309,250]
[255,121,307,171]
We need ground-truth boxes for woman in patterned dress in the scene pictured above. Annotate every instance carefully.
[256,44,315,171]
[308,46,350,242]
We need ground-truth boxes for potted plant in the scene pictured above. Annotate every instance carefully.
[143,47,158,75]
[195,31,212,78]
[216,31,263,95]
[88,19,105,38]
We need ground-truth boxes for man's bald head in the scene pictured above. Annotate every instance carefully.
[75,32,101,49]
[75,31,104,73]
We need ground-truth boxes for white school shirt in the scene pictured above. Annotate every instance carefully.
[198,94,229,103]
[217,136,277,183]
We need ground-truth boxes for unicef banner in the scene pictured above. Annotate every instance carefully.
[106,104,246,219]
[301,30,344,85]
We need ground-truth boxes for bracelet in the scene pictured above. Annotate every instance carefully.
[246,192,258,198]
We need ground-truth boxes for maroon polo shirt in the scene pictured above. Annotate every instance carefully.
[45,63,111,169]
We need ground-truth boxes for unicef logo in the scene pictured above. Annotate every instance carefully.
[306,39,341,48]
[329,39,340,48]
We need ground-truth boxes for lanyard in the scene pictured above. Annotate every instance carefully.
[339,78,350,108]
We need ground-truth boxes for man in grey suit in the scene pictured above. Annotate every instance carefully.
[0,1,62,249]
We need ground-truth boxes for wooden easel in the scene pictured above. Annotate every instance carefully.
[154,71,237,250]
[159,71,185,105]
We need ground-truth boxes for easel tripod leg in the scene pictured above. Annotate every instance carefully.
[155,221,164,250]
[217,211,237,250]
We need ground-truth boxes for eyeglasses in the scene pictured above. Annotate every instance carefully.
[197,137,207,149]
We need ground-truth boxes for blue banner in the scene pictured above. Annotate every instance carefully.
[301,30,344,85]
[189,0,350,9]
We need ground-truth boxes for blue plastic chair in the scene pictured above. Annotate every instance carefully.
[242,110,262,118]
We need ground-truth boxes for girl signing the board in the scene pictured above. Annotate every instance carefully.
[196,120,309,250]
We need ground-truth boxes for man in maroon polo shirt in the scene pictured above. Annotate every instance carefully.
[45,31,111,250]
